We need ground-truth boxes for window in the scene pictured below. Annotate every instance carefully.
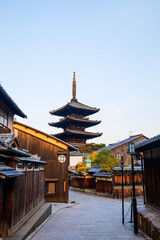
[34,164,39,170]
[27,162,34,171]
[17,162,25,169]
[0,108,8,127]
[117,153,122,160]
[45,182,56,194]
[16,162,26,171]
[40,165,44,171]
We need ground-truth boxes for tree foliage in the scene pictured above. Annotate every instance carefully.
[89,149,119,172]
[79,143,106,153]
[89,152,98,162]
[76,161,89,174]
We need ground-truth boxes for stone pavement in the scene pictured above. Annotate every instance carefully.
[26,190,145,240]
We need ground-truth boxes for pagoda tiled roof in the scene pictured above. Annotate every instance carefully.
[50,99,100,117]
[49,116,101,129]
[52,129,102,140]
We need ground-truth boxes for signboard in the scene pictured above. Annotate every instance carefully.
[58,155,66,163]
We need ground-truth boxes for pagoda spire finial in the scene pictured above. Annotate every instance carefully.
[72,71,76,101]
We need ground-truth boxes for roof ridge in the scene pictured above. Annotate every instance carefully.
[96,134,146,152]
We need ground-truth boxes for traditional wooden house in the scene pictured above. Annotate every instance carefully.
[96,134,148,164]
[135,136,160,239]
[94,172,113,196]
[0,85,49,238]
[70,164,143,199]
[0,84,27,133]
[0,136,47,237]
[13,121,76,203]
[70,172,96,190]
[112,166,143,198]
[49,72,102,147]
[70,167,101,190]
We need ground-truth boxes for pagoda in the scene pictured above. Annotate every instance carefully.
[49,72,102,147]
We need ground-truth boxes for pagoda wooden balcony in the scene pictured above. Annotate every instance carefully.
[0,123,11,133]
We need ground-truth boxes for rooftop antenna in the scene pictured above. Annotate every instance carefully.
[72,71,76,101]
[129,131,134,137]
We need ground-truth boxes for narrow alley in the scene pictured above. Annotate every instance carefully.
[26,191,144,240]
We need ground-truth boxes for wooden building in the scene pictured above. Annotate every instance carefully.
[136,136,160,208]
[70,166,143,199]
[0,84,26,133]
[0,85,48,238]
[13,121,76,203]
[70,167,101,190]
[96,134,148,164]
[49,72,102,147]
[70,173,96,190]
[112,166,143,198]
[0,134,47,238]
[135,135,160,239]
[94,172,113,196]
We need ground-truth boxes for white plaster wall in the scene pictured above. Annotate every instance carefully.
[69,156,83,167]
[8,113,13,131]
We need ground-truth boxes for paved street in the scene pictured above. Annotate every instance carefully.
[27,190,144,240]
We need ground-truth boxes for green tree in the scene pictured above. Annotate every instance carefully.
[76,161,89,174]
[90,149,119,172]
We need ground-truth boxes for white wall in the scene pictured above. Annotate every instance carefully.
[69,156,83,167]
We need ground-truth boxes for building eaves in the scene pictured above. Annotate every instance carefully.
[49,116,101,128]
[87,167,101,173]
[14,156,47,164]
[112,166,142,171]
[135,134,160,152]
[0,85,27,118]
[0,162,24,178]
[50,100,100,116]
[0,147,31,157]
[70,150,83,156]
[54,129,102,137]
[13,121,77,151]
[93,172,112,178]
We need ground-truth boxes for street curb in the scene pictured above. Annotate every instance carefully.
[26,201,79,240]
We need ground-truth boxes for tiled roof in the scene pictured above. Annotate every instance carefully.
[112,166,142,171]
[96,134,146,152]
[53,129,102,139]
[14,156,47,164]
[70,150,83,156]
[49,116,101,128]
[135,134,160,150]
[94,172,112,178]
[0,85,27,118]
[0,133,31,157]
[50,99,100,117]
[0,162,24,178]
[87,167,101,173]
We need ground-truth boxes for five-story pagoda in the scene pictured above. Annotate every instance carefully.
[49,72,102,147]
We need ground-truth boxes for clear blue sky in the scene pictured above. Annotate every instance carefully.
[0,0,160,145]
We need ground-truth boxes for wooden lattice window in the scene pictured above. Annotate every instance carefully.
[0,108,8,127]
[46,182,56,194]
